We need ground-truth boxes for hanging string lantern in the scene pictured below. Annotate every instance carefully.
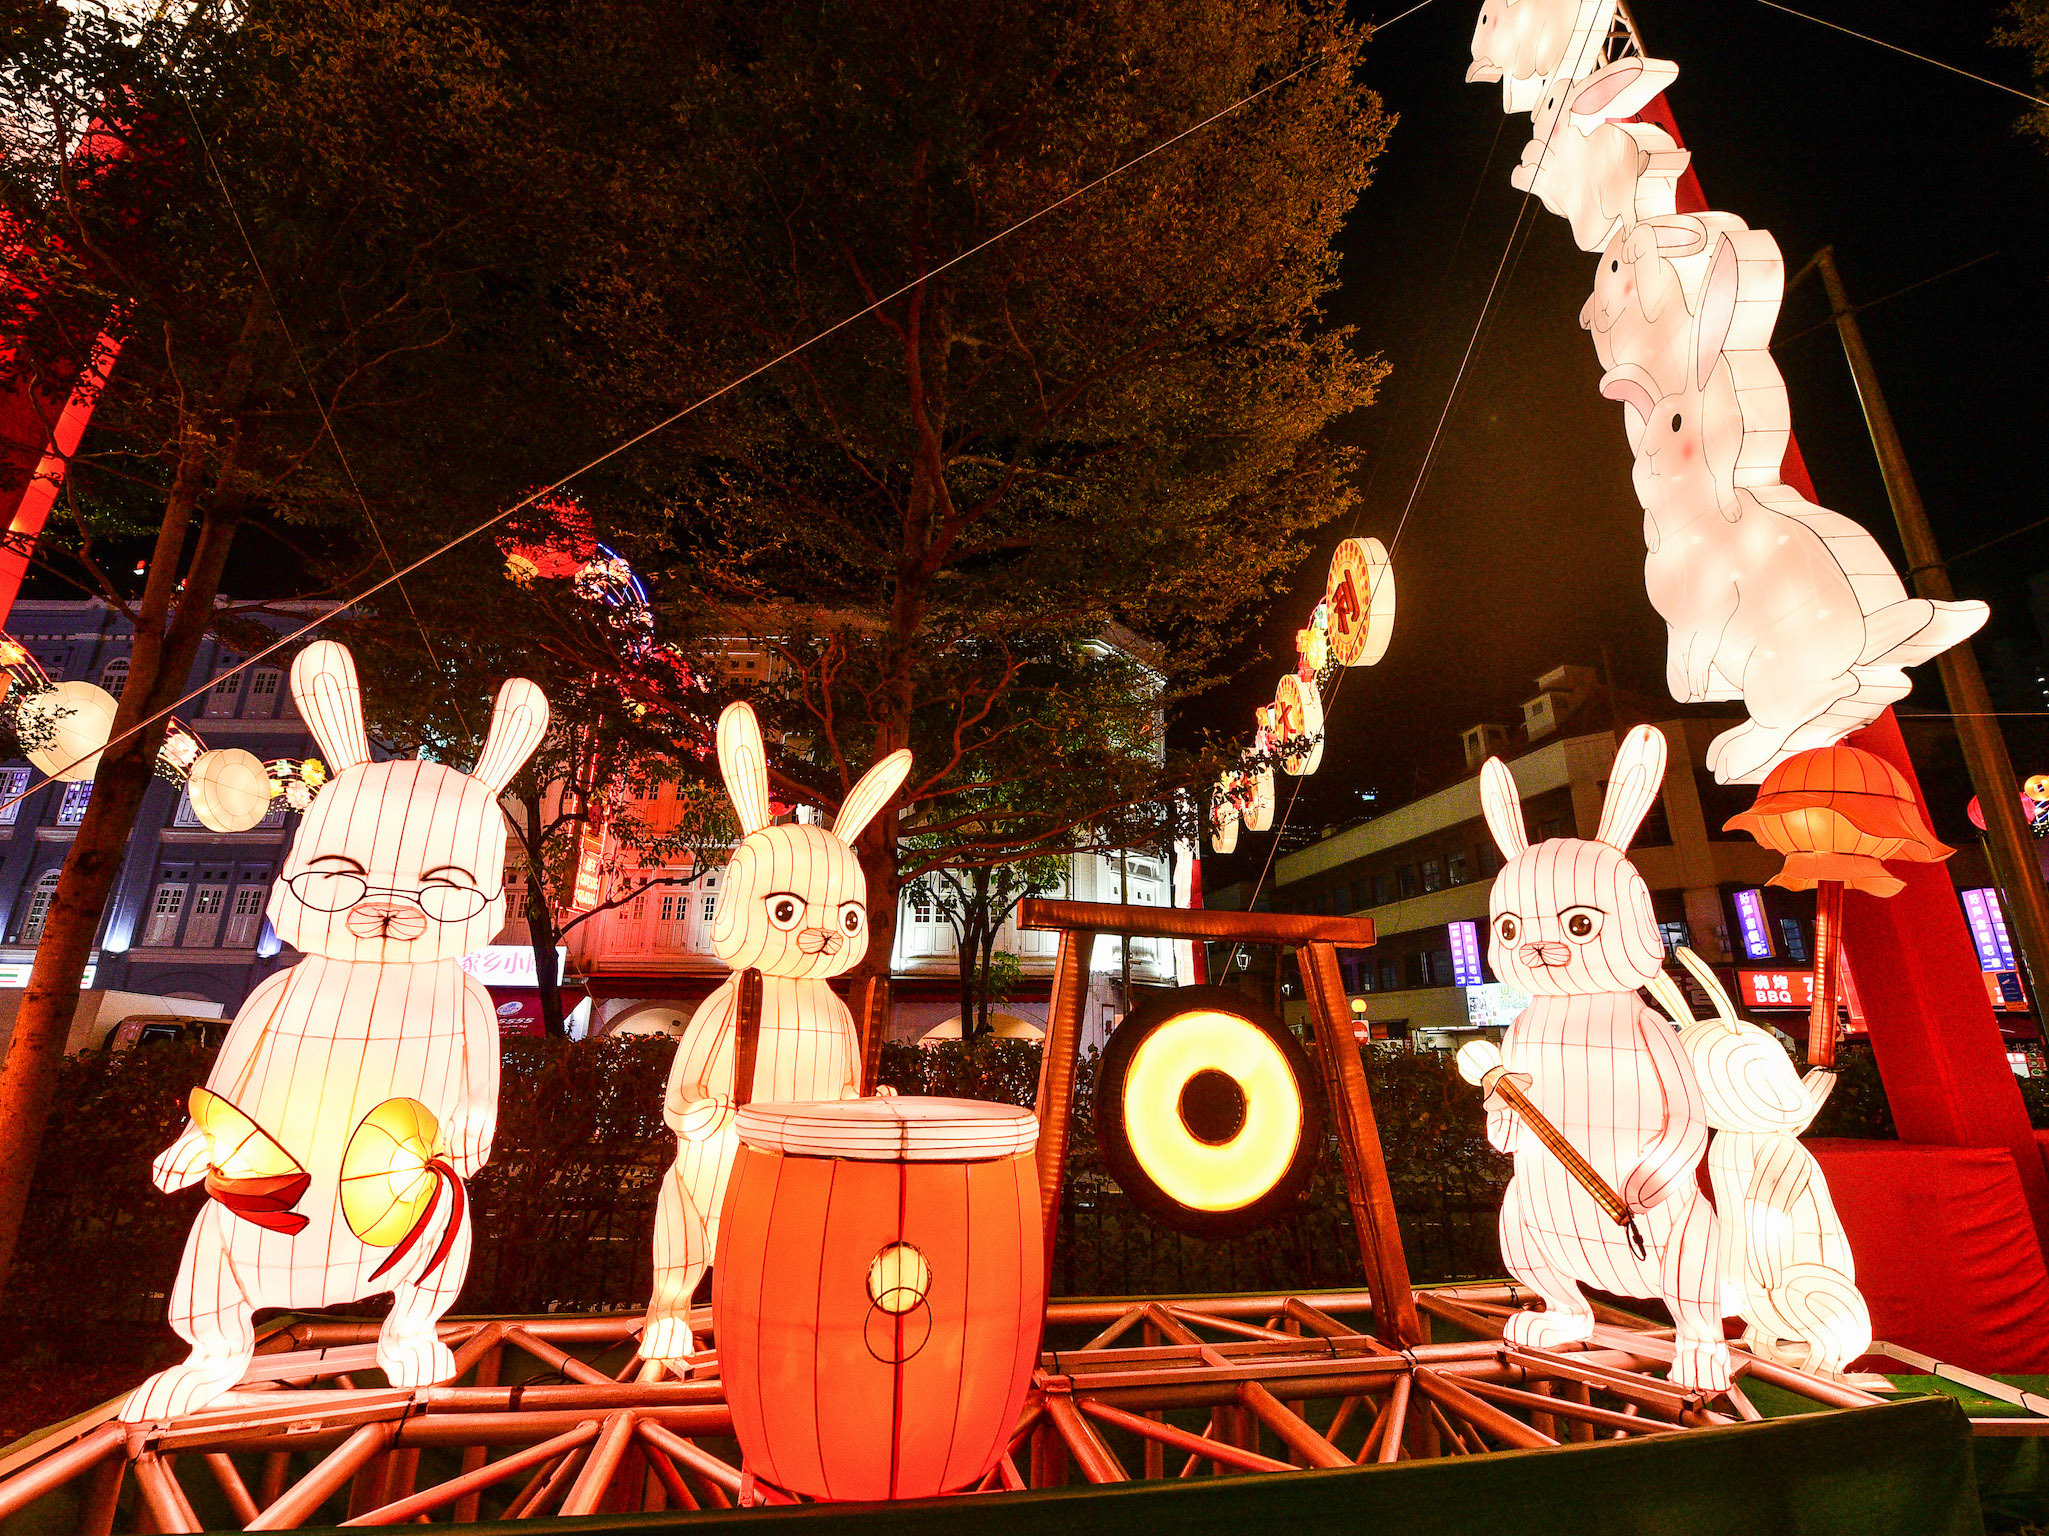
[1724,744,1952,899]
[186,748,274,832]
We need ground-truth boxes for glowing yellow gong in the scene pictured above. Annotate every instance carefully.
[1120,1009,1303,1212]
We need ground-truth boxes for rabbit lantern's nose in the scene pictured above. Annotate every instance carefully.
[797,928,843,957]
[346,900,430,942]
[1520,940,1572,968]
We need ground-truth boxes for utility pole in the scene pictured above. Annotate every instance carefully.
[1802,244,2049,1010]
[1118,847,1132,1014]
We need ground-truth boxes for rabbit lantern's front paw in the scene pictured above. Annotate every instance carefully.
[677,1094,736,1143]
[152,1127,210,1193]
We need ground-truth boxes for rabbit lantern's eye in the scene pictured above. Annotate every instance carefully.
[839,902,864,936]
[1496,915,1519,945]
[1610,258,1619,272]
[1561,906,1604,942]
[765,893,805,931]
[1670,413,1683,433]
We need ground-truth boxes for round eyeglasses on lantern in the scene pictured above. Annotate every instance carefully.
[286,868,494,922]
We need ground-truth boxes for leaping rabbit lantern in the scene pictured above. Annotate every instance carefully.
[642,702,912,1363]
[122,642,548,1422]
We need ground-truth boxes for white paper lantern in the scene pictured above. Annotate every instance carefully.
[645,702,913,1363]
[185,748,274,832]
[122,643,549,1423]
[19,681,116,782]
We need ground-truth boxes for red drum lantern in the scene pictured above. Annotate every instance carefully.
[714,1097,1043,1502]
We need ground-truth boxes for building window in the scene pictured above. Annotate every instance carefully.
[659,892,682,922]
[18,869,59,943]
[223,884,268,947]
[1421,858,1443,894]
[0,766,27,826]
[1398,865,1420,900]
[1658,920,1691,959]
[203,666,243,718]
[1372,871,1396,907]
[1780,918,1809,964]
[701,891,717,924]
[175,785,286,830]
[142,882,188,946]
[1477,842,1501,878]
[246,667,282,718]
[1537,813,1569,840]
[99,657,128,698]
[910,886,933,924]
[1379,960,1399,992]
[56,781,92,826]
[184,884,227,946]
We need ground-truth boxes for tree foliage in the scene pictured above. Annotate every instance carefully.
[516,0,1391,976]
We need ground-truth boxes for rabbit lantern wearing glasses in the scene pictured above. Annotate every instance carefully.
[642,702,912,1363]
[122,642,548,1423]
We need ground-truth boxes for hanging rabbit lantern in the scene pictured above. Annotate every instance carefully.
[1724,744,1951,899]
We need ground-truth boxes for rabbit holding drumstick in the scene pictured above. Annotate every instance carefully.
[642,703,911,1363]
[1472,726,1730,1392]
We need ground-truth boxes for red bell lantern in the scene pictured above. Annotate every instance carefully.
[714,1097,1043,1501]
[1724,744,1952,899]
[1725,744,1953,1066]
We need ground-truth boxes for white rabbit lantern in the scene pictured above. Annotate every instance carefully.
[1599,231,1987,783]
[1467,0,1617,113]
[1476,725,1731,1392]
[644,701,912,1363]
[1651,948,1874,1377]
[121,641,548,1423]
[1512,56,1689,254]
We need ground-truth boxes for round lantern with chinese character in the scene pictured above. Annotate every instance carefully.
[1724,744,1952,898]
[714,1097,1042,1502]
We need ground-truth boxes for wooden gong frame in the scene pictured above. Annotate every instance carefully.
[1018,899,1422,1347]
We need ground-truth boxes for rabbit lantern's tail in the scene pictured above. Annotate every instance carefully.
[1747,1263,1874,1378]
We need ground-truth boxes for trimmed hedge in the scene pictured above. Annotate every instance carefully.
[5,1030,1915,1322]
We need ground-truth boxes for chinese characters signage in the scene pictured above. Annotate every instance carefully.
[1962,888,2018,974]
[1737,969,1813,1009]
[1731,888,1773,961]
[1449,919,1485,987]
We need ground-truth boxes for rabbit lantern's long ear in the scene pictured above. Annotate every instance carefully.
[291,641,372,773]
[835,748,913,845]
[1566,55,1679,127]
[471,678,550,797]
[1478,757,1529,860]
[717,702,773,835]
[1597,724,1669,850]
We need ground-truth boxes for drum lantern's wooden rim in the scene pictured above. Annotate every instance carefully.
[736,1097,1039,1162]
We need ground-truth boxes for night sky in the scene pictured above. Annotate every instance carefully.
[1199,0,2049,887]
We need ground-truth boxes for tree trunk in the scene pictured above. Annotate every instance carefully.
[522,797,565,1039]
[0,476,241,1300]
[851,804,900,1041]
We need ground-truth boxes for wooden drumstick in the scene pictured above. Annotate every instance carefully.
[1456,1042,1646,1259]
[731,968,765,1109]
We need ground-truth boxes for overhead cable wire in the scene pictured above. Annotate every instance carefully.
[0,46,1336,811]
[1216,57,1575,971]
[176,96,476,743]
[1755,0,2049,110]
